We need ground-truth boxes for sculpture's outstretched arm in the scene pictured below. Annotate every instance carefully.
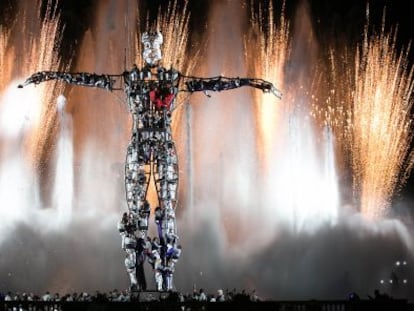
[182,75,282,99]
[18,71,121,91]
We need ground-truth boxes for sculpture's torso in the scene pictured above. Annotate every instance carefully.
[18,45,281,292]
[123,66,181,291]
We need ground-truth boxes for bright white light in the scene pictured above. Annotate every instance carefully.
[268,118,339,232]
[56,94,67,113]
[389,279,393,284]
[0,81,43,138]
[380,279,384,284]
[396,261,401,266]
[52,95,74,228]
[403,279,407,284]
[403,261,407,265]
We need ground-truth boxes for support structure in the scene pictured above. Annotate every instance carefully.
[19,31,281,292]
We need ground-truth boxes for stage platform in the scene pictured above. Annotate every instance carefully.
[1,298,411,311]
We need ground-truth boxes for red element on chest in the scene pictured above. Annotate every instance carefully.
[150,89,175,110]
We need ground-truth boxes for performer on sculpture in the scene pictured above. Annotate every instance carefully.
[19,31,281,292]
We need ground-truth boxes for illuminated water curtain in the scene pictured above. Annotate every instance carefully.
[19,31,281,292]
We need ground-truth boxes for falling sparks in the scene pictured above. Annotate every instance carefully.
[0,0,67,231]
[135,0,193,73]
[154,0,191,71]
[0,0,66,204]
[244,1,339,231]
[322,9,414,219]
[25,1,67,170]
[153,0,197,109]
[350,16,414,218]
[0,26,10,92]
[246,1,290,168]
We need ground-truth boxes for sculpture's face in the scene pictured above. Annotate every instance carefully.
[141,31,163,66]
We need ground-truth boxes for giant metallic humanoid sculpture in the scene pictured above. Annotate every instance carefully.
[19,31,282,292]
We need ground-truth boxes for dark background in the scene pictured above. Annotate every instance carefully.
[1,0,412,61]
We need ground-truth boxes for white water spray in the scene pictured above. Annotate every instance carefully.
[52,95,73,227]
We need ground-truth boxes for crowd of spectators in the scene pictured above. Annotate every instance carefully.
[0,288,261,303]
[1,288,399,304]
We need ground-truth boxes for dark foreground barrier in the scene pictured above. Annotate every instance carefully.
[1,300,411,311]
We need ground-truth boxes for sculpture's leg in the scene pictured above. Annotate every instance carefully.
[136,262,146,291]
[155,268,163,291]
[153,134,179,291]
[124,130,152,291]
[124,251,138,290]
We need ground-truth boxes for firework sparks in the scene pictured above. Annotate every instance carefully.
[149,0,198,114]
[324,9,414,219]
[352,19,414,218]
[243,1,340,231]
[153,0,197,109]
[246,1,290,168]
[155,0,190,71]
[135,0,193,73]
[25,1,66,171]
[0,0,66,229]
[0,26,10,92]
[0,0,65,195]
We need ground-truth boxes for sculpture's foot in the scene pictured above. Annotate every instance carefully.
[129,284,138,292]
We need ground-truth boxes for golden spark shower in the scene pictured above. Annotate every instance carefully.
[0,0,65,210]
[323,8,414,219]
[247,1,290,168]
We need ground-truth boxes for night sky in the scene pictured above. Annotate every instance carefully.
[1,0,412,62]
[68,0,412,68]
[57,0,414,65]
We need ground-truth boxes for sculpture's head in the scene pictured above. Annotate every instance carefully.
[141,31,163,67]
